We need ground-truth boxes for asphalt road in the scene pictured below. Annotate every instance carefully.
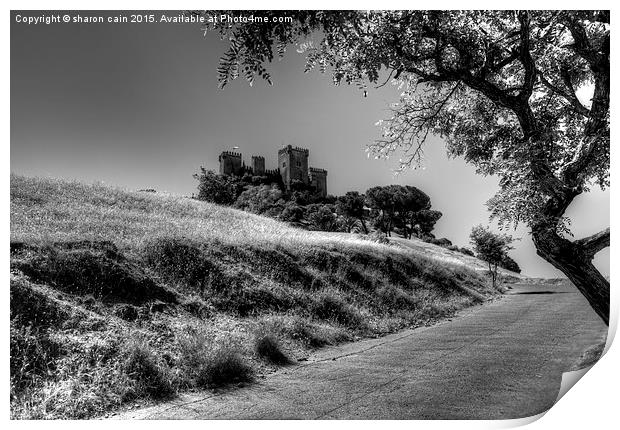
[118,280,607,420]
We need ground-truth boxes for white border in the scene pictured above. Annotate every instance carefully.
[4,1,617,429]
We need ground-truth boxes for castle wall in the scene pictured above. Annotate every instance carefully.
[251,156,265,176]
[218,146,327,196]
[219,151,242,176]
[309,167,328,198]
[278,145,309,189]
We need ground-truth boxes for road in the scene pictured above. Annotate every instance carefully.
[118,280,607,420]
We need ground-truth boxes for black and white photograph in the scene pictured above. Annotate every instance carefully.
[8,5,614,423]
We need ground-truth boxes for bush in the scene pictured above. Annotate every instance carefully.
[280,203,305,222]
[376,285,419,310]
[429,237,453,248]
[10,322,63,394]
[122,339,174,400]
[287,318,330,347]
[177,330,254,388]
[254,334,292,365]
[310,294,364,328]
[363,231,389,244]
[193,168,241,205]
[283,317,351,348]
[500,255,522,273]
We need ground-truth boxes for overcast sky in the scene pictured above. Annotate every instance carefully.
[10,10,610,277]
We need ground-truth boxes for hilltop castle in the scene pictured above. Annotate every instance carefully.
[218,145,327,197]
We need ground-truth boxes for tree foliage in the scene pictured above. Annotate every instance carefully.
[193,168,241,205]
[336,191,368,233]
[365,184,440,238]
[470,225,515,288]
[234,184,284,215]
[201,10,610,324]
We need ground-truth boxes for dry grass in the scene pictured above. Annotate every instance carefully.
[10,174,498,419]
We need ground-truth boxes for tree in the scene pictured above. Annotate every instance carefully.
[365,186,396,236]
[413,209,443,239]
[194,168,241,205]
[500,255,522,274]
[336,191,368,233]
[203,10,610,324]
[280,201,305,222]
[305,203,339,231]
[365,185,439,238]
[234,184,284,215]
[470,225,515,289]
[392,185,433,238]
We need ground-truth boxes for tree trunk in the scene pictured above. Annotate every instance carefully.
[359,218,368,234]
[532,227,610,325]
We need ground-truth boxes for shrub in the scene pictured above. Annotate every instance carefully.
[310,294,364,328]
[254,333,292,365]
[500,255,522,273]
[284,317,351,348]
[203,348,254,386]
[10,322,63,394]
[368,231,390,244]
[193,168,241,205]
[376,285,419,310]
[280,202,305,222]
[122,339,174,400]
[429,237,453,247]
[176,330,254,388]
[234,184,284,215]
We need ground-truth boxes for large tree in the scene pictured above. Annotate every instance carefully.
[200,10,610,324]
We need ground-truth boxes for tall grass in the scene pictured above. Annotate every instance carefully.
[11,174,453,261]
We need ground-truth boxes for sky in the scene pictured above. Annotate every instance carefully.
[10,10,610,277]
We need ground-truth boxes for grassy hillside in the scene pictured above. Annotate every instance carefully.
[10,175,499,419]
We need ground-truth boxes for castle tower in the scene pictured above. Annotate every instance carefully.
[278,145,309,189]
[251,155,265,176]
[219,151,242,176]
[309,167,328,198]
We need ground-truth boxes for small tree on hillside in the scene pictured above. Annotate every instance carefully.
[470,225,515,289]
[194,168,241,205]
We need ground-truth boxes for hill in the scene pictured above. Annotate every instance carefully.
[10,175,501,419]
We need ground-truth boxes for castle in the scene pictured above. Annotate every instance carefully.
[218,145,327,198]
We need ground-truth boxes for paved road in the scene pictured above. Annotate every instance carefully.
[118,280,607,420]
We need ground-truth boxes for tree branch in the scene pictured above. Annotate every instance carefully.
[538,72,590,116]
[517,11,537,102]
[575,227,610,257]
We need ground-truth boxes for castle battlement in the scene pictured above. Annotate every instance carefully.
[220,151,242,158]
[218,145,326,197]
[264,168,280,176]
[278,145,309,155]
